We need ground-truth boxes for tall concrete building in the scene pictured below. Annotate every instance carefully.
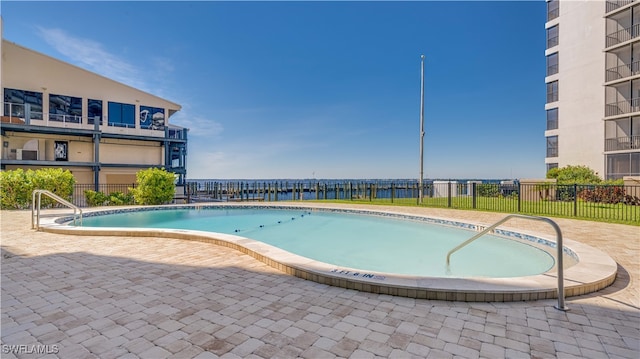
[544,0,640,180]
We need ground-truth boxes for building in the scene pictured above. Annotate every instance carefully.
[544,0,640,180]
[0,20,188,187]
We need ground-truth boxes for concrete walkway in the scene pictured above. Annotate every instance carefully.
[1,204,638,358]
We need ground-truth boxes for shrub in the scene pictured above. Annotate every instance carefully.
[547,165,602,184]
[108,191,134,206]
[84,190,109,207]
[477,184,500,197]
[130,168,176,205]
[0,168,75,209]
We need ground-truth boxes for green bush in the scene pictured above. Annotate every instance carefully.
[109,191,134,206]
[84,190,134,207]
[477,184,500,197]
[0,168,75,209]
[547,165,602,184]
[84,190,109,207]
[130,168,176,205]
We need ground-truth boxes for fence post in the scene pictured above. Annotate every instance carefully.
[472,182,477,209]
[448,181,452,208]
[391,182,395,203]
[573,184,578,217]
[517,182,521,212]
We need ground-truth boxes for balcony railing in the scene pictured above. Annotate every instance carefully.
[606,23,640,48]
[605,135,640,150]
[605,97,640,116]
[606,0,635,13]
[49,113,82,124]
[606,60,640,81]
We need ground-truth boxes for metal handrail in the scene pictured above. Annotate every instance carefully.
[445,214,568,311]
[32,189,82,229]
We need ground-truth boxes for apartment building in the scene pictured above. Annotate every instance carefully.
[545,0,640,180]
[0,20,188,186]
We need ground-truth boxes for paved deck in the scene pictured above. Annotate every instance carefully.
[1,204,639,358]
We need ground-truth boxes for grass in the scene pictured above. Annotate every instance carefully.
[304,196,640,226]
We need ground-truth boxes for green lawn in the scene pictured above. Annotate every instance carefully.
[306,196,639,226]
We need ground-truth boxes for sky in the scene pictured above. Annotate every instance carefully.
[1,1,547,180]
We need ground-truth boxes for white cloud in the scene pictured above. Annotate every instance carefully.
[171,116,224,138]
[36,27,148,91]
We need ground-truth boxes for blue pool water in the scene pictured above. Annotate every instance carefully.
[81,208,555,278]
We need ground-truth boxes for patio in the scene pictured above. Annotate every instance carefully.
[1,204,638,358]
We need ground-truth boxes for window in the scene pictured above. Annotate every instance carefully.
[546,108,558,130]
[546,53,558,76]
[139,105,165,130]
[546,81,559,103]
[49,94,82,123]
[108,102,135,128]
[546,163,558,172]
[547,0,559,21]
[607,153,640,179]
[546,135,558,157]
[3,88,43,120]
[88,99,103,125]
[546,25,559,49]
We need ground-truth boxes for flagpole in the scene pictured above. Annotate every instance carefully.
[419,54,425,204]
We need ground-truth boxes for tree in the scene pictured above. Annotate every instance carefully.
[546,165,602,184]
[130,168,176,205]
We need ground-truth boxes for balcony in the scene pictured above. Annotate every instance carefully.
[606,60,640,81]
[605,97,640,116]
[607,0,635,13]
[606,23,640,48]
[605,135,640,150]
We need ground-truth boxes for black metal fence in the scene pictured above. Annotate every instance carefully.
[73,184,136,207]
[185,181,640,224]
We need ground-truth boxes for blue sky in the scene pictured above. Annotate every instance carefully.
[2,1,546,180]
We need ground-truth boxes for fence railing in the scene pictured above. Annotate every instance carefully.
[184,181,640,223]
[606,0,635,13]
[72,184,136,207]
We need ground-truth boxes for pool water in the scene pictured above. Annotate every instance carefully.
[81,208,555,278]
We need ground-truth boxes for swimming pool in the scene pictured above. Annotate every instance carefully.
[81,207,556,278]
[44,203,617,301]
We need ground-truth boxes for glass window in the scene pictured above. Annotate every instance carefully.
[88,99,103,125]
[546,135,558,157]
[546,108,558,130]
[108,101,135,128]
[606,153,640,179]
[49,94,82,123]
[3,88,43,120]
[546,25,559,49]
[139,105,165,130]
[546,53,558,76]
[547,0,559,21]
[546,163,558,172]
[546,81,559,103]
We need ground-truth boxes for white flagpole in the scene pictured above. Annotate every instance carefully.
[419,54,425,204]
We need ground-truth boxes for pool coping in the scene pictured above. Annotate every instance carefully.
[38,203,618,302]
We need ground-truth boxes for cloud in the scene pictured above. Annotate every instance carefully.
[171,115,224,138]
[35,26,148,91]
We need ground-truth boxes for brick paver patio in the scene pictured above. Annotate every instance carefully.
[1,204,638,358]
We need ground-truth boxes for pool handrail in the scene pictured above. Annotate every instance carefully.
[445,214,568,311]
[32,189,82,229]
